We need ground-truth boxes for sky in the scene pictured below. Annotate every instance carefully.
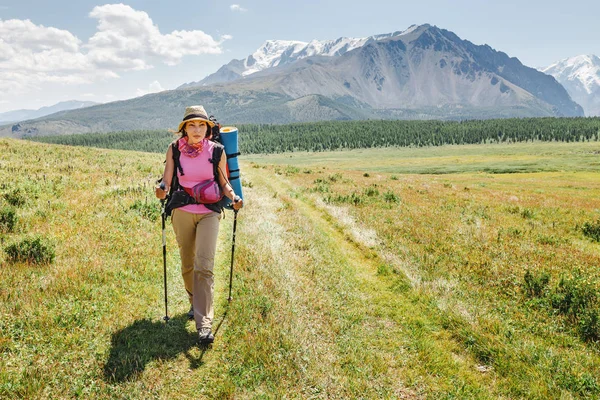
[0,0,599,113]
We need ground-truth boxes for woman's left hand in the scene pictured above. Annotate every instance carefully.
[233,195,243,210]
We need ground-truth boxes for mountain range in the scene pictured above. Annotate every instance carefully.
[0,24,585,138]
[178,31,406,88]
[541,55,600,116]
[0,101,99,125]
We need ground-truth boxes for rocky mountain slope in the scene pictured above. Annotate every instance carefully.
[196,25,581,117]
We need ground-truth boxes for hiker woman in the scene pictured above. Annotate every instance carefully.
[155,105,243,344]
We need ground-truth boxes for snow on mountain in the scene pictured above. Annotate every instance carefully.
[541,55,600,116]
[178,27,410,88]
[244,40,308,76]
[542,55,600,94]
[242,29,413,75]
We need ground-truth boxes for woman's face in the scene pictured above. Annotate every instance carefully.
[185,120,208,144]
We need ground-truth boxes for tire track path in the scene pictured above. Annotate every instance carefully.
[218,167,497,398]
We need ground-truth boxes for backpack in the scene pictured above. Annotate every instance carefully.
[207,116,242,210]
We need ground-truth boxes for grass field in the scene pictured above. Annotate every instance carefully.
[244,141,600,174]
[1,139,599,399]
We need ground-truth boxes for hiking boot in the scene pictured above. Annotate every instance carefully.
[187,306,194,320]
[198,327,214,344]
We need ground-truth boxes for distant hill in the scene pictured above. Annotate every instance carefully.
[1,24,583,138]
[0,100,99,124]
[541,55,600,116]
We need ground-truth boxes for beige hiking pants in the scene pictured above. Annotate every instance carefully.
[171,209,221,330]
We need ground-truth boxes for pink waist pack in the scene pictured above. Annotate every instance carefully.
[184,179,223,204]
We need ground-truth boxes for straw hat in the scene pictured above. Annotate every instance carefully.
[177,105,215,132]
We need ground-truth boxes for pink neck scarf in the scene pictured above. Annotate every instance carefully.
[178,137,205,158]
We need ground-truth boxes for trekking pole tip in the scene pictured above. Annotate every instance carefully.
[163,315,170,323]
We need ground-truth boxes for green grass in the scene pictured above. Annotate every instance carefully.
[1,138,600,398]
[245,141,600,174]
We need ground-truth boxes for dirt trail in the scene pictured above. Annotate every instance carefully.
[223,167,489,398]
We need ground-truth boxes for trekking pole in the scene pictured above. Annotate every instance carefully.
[160,183,170,322]
[228,209,239,302]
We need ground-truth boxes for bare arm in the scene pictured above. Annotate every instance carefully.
[155,145,174,199]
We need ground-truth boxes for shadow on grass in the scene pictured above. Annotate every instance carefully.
[103,309,228,383]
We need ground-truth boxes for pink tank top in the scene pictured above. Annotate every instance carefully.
[178,139,217,214]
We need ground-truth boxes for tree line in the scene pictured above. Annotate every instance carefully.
[27,117,600,154]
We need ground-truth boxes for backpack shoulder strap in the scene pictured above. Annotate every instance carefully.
[210,142,224,182]
[206,142,225,215]
[170,141,183,194]
[172,141,184,177]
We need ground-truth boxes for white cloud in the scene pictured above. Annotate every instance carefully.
[230,4,248,12]
[87,4,229,68]
[0,18,91,90]
[0,19,81,52]
[0,4,231,98]
[136,80,165,97]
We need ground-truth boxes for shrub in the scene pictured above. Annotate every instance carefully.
[550,271,597,319]
[523,270,550,298]
[582,219,600,242]
[507,227,523,238]
[364,185,379,197]
[327,173,343,183]
[377,264,392,276]
[3,187,27,207]
[537,234,565,246]
[323,192,364,206]
[5,236,55,264]
[346,192,364,206]
[285,166,300,175]
[129,199,160,221]
[579,308,600,343]
[383,191,400,203]
[506,205,520,214]
[312,183,330,193]
[0,206,17,233]
[520,208,535,219]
